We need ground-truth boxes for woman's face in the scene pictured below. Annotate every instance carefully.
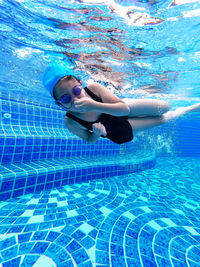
[53,77,83,111]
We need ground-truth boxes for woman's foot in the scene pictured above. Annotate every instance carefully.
[163,103,200,122]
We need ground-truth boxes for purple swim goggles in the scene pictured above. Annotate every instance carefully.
[57,85,82,105]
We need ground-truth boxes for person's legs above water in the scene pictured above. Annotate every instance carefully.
[128,103,200,132]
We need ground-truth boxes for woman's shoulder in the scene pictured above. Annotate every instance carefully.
[87,82,101,91]
[86,82,123,104]
[85,82,100,98]
[86,82,106,98]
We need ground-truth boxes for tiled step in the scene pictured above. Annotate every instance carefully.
[0,151,156,201]
[0,134,120,165]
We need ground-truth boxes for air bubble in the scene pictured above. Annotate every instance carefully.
[3,113,11,119]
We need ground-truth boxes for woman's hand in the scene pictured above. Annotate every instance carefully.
[92,122,107,136]
[74,97,96,113]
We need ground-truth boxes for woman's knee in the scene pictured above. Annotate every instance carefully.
[159,101,170,114]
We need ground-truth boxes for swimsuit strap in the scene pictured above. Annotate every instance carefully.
[66,112,94,130]
[84,86,103,102]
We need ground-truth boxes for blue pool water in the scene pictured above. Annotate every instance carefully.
[0,0,200,266]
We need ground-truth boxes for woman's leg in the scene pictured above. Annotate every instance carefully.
[128,103,200,132]
[128,116,166,132]
[123,98,170,117]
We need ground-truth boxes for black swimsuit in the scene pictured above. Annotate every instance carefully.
[66,87,133,144]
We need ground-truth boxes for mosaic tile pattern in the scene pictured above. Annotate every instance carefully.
[0,152,155,201]
[0,157,199,266]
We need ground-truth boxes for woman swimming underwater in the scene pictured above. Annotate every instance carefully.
[43,62,200,144]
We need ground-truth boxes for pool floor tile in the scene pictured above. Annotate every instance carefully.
[0,158,199,266]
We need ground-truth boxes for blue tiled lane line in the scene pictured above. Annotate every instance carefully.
[0,152,155,201]
[0,158,200,266]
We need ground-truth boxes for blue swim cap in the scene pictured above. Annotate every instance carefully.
[42,61,76,98]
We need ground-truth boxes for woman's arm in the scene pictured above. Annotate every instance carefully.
[92,101,130,116]
[88,82,130,116]
[84,82,130,116]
